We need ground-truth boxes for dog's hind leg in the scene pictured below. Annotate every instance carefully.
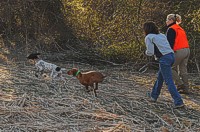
[93,89,97,97]
[35,71,41,78]
[35,72,39,77]
[40,70,44,75]
[95,83,98,90]
[85,85,90,92]
[91,84,97,97]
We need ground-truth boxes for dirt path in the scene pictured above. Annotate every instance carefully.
[0,57,200,132]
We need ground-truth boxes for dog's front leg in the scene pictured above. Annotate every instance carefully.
[35,69,44,78]
[40,70,44,77]
[93,88,97,97]
[35,69,40,77]
[35,65,44,78]
[85,85,90,92]
[95,83,98,90]
[50,70,54,78]
[35,72,39,77]
[91,84,97,97]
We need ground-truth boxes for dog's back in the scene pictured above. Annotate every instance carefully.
[82,71,105,83]
[36,60,57,71]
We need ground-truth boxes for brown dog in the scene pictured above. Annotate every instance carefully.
[67,68,106,97]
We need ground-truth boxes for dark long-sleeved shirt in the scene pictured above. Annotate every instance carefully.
[166,22,176,49]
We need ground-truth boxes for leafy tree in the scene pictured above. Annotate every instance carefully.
[0,0,199,70]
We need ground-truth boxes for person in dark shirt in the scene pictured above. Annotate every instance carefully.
[166,14,190,94]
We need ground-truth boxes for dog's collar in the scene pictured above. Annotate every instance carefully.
[74,70,81,76]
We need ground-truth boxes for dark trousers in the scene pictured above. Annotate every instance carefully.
[151,53,183,106]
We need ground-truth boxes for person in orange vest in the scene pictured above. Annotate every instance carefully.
[166,14,190,94]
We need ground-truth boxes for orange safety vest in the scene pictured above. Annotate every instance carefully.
[170,24,189,51]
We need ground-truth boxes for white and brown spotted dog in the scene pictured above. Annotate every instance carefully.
[27,53,64,80]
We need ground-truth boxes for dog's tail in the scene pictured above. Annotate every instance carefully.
[101,69,111,78]
[102,73,109,78]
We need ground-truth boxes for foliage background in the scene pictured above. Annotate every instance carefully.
[0,0,199,71]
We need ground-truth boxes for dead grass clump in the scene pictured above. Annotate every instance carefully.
[0,56,200,131]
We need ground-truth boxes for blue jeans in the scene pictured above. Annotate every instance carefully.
[151,53,183,106]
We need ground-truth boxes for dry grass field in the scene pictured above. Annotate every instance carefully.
[0,51,200,132]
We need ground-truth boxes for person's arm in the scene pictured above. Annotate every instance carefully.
[166,28,176,49]
[145,37,154,56]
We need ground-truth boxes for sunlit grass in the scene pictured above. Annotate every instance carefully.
[0,65,15,101]
[0,65,10,81]
[163,90,200,111]
[62,0,86,12]
[0,92,16,101]
[184,98,200,111]
[0,53,8,62]
[131,73,200,112]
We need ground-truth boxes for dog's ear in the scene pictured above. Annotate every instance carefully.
[72,68,78,72]
[27,53,41,59]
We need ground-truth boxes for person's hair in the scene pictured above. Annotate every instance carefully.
[143,21,159,36]
[166,14,181,24]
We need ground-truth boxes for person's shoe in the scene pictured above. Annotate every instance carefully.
[173,104,185,109]
[150,97,156,102]
[146,91,156,102]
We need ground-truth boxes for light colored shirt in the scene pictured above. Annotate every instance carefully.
[145,33,174,56]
